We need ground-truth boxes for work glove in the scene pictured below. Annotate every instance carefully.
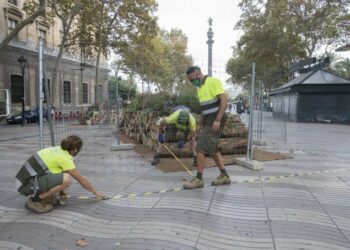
[177,140,186,149]
[158,133,164,143]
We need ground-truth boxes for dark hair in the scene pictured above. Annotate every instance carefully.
[61,135,83,152]
[186,66,201,75]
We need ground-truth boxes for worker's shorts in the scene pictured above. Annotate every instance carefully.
[196,126,221,155]
[19,173,63,196]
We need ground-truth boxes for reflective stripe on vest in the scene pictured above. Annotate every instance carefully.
[33,153,49,172]
[16,153,50,190]
[23,161,37,177]
[200,97,219,116]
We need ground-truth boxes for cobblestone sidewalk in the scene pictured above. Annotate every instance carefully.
[0,122,350,249]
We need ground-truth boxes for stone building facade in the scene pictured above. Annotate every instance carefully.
[0,0,110,114]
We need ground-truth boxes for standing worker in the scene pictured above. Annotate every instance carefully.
[184,66,231,189]
[152,106,197,166]
[16,135,108,213]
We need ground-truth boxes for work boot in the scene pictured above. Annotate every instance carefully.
[25,197,54,214]
[151,154,160,165]
[183,177,204,189]
[192,156,197,167]
[58,190,68,205]
[44,193,68,206]
[211,174,231,186]
[44,195,59,206]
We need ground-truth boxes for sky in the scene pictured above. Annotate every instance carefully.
[133,0,349,94]
[156,0,243,94]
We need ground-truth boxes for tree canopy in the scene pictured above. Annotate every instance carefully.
[108,76,137,103]
[119,28,193,93]
[227,0,349,90]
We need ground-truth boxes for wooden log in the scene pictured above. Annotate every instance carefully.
[222,126,248,138]
[219,138,247,155]
[122,110,248,157]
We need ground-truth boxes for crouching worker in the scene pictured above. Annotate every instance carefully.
[16,135,108,213]
[151,106,197,166]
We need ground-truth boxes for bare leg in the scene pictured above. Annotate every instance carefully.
[191,137,197,157]
[156,144,162,154]
[151,144,162,165]
[212,152,225,169]
[197,152,205,173]
[211,151,230,185]
[39,173,71,200]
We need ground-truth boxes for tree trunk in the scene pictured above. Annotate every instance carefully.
[51,21,71,107]
[94,2,104,103]
[50,7,80,108]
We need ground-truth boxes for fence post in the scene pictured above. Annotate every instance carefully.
[114,65,120,145]
[43,53,55,146]
[38,37,44,148]
[246,62,255,161]
[256,80,261,143]
[111,64,134,151]
[258,80,264,143]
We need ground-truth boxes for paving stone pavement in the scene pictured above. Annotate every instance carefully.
[0,122,350,250]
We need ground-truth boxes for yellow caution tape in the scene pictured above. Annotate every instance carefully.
[72,167,350,200]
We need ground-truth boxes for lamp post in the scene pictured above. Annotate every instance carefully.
[18,56,27,126]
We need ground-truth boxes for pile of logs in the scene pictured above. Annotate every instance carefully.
[121,112,248,157]
[220,114,248,155]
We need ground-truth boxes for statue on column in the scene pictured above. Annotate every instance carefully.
[208,17,213,27]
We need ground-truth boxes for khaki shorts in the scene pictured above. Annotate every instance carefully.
[196,126,222,155]
[19,173,63,196]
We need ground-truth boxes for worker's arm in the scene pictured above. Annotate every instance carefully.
[186,131,196,141]
[212,93,228,132]
[187,115,197,141]
[159,118,167,133]
[66,168,108,199]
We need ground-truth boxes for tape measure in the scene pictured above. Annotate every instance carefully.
[72,167,350,200]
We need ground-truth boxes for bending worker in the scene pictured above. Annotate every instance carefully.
[16,135,107,213]
[183,66,231,189]
[151,106,197,166]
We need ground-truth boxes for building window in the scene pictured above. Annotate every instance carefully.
[63,81,71,104]
[82,83,88,104]
[8,18,18,34]
[42,79,50,103]
[11,75,23,103]
[8,0,17,5]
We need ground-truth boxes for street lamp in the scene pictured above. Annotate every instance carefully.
[18,56,27,126]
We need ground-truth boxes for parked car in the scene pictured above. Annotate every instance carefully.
[6,108,49,125]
